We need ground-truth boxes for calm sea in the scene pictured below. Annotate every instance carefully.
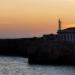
[0,56,74,75]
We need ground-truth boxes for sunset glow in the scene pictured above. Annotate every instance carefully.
[64,24,75,29]
[0,0,75,38]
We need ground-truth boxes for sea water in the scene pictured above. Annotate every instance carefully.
[0,56,74,75]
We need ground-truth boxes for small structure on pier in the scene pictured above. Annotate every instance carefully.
[43,19,75,42]
[57,19,75,42]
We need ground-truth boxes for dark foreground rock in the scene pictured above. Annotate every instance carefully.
[28,41,75,65]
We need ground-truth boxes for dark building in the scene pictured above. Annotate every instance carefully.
[57,19,75,42]
[43,19,75,42]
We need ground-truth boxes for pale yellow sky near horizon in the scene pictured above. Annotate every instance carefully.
[0,0,75,38]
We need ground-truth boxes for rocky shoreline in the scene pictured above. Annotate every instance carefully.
[0,38,75,65]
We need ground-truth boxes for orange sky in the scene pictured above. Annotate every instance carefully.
[0,0,75,38]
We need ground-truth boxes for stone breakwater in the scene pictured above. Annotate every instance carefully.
[28,41,75,65]
[0,38,75,65]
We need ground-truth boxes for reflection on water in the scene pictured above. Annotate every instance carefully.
[0,56,74,75]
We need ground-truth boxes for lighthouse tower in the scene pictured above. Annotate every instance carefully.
[58,19,61,31]
[57,19,62,33]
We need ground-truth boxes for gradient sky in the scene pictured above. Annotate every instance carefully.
[0,0,75,38]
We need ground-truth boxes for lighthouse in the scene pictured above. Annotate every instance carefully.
[58,19,61,31]
[57,19,62,33]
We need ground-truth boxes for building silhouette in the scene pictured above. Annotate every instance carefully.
[43,19,75,42]
[57,19,75,42]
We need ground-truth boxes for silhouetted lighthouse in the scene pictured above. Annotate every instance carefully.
[58,19,61,31]
[57,19,62,33]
